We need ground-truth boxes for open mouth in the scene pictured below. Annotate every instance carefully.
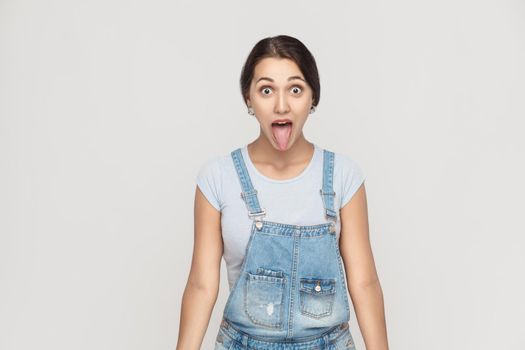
[271,120,293,150]
[271,120,293,127]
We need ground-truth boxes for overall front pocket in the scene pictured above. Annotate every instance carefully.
[244,270,285,329]
[299,278,336,319]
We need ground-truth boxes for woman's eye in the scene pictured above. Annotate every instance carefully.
[261,87,272,95]
[291,86,302,94]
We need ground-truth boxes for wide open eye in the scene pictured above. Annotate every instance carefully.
[291,85,303,94]
[260,86,272,95]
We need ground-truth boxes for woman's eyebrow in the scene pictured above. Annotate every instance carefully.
[255,76,306,84]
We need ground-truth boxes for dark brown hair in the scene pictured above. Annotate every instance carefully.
[240,35,320,108]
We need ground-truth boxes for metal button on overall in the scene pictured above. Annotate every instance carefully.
[299,278,337,319]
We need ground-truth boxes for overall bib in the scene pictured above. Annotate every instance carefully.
[214,148,357,350]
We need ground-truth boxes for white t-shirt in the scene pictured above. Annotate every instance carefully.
[195,143,366,291]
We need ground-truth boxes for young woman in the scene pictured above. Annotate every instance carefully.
[177,35,389,350]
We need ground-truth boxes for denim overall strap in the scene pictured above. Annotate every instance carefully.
[320,149,338,222]
[231,148,266,228]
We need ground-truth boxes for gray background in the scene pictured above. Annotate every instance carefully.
[1,0,524,349]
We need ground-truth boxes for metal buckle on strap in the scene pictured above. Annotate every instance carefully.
[248,209,266,230]
[320,189,336,196]
[247,208,266,218]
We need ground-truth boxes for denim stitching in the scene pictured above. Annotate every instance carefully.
[286,228,301,338]
[332,234,351,315]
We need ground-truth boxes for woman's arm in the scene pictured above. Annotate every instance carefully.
[339,183,389,350]
[176,186,223,350]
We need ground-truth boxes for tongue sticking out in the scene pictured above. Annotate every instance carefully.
[271,123,292,151]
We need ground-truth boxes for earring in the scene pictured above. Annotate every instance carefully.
[310,105,316,114]
[247,106,255,116]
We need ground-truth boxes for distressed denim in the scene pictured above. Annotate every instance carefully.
[214,148,357,349]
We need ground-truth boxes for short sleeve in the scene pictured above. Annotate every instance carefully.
[339,155,366,208]
[195,157,223,212]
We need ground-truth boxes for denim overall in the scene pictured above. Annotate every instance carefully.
[214,148,357,350]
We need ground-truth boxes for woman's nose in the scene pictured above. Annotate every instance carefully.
[274,91,290,114]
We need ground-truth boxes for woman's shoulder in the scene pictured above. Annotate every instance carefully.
[196,152,233,180]
[195,151,236,212]
[316,145,364,173]
[317,145,366,207]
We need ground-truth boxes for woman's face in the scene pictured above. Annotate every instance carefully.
[246,57,314,151]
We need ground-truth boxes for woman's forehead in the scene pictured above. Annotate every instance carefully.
[253,57,304,81]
